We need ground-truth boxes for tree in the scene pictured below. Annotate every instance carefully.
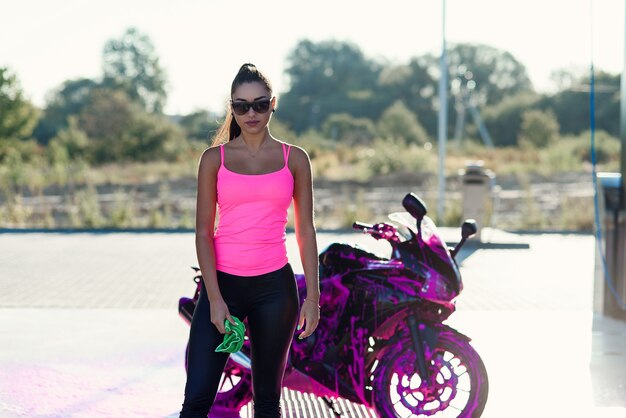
[482,92,539,147]
[0,67,39,141]
[36,28,171,143]
[279,39,382,133]
[377,101,429,145]
[421,43,534,139]
[48,116,90,161]
[77,88,136,162]
[78,88,185,163]
[102,27,167,113]
[444,43,533,106]
[539,70,618,137]
[79,89,134,139]
[178,110,221,142]
[278,41,532,140]
[375,59,438,137]
[34,78,99,144]
[125,111,188,162]
[321,113,376,144]
[0,67,41,193]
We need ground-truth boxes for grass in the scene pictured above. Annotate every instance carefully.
[0,132,617,231]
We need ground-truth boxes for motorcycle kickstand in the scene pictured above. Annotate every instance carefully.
[407,315,430,380]
[322,396,343,417]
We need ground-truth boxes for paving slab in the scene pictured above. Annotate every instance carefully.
[0,229,624,417]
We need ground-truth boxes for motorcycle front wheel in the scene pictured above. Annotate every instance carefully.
[373,331,488,418]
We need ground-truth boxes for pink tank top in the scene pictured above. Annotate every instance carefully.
[213,142,294,276]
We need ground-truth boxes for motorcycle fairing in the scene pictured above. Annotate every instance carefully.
[396,235,462,300]
[291,266,454,407]
[292,267,410,406]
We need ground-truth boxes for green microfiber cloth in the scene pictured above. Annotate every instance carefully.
[215,316,245,353]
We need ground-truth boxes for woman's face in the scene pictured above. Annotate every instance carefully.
[231,82,275,135]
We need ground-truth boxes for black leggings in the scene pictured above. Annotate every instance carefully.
[180,263,299,418]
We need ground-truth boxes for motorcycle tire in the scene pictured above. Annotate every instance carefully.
[372,331,488,418]
[184,343,253,411]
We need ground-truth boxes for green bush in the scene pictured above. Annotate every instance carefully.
[536,130,620,174]
[518,109,560,148]
[377,101,429,145]
[71,185,104,228]
[47,116,90,161]
[360,137,435,177]
[108,189,138,228]
[574,130,619,165]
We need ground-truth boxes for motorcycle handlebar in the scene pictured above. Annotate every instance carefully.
[353,222,373,231]
[353,221,401,243]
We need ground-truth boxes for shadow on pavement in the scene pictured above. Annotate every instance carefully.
[454,240,530,265]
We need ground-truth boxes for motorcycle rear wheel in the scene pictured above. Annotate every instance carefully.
[373,331,488,418]
[213,361,253,410]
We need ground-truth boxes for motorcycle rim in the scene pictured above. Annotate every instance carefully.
[373,332,488,418]
[213,361,253,410]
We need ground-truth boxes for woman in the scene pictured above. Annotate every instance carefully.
[179,63,320,418]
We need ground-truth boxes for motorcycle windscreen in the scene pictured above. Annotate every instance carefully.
[390,212,462,300]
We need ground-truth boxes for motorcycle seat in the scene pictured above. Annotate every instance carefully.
[319,242,386,273]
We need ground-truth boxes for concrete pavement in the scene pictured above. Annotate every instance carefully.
[0,228,624,417]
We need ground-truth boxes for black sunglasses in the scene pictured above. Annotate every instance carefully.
[231,98,272,116]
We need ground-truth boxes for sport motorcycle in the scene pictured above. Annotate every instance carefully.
[179,192,489,417]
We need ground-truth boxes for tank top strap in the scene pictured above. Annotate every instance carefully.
[282,143,291,165]
[219,144,225,167]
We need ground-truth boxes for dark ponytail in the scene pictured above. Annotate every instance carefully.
[211,63,273,146]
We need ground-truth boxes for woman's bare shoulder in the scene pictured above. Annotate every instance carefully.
[281,142,310,161]
[282,143,311,178]
[199,144,222,171]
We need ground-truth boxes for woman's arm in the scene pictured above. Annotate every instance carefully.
[195,147,235,334]
[290,146,320,339]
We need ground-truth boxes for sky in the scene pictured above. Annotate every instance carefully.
[1,0,624,115]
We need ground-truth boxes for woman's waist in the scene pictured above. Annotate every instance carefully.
[213,233,287,246]
[214,218,287,239]
[214,242,289,276]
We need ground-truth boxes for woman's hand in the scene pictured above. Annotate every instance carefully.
[210,297,236,334]
[297,298,320,339]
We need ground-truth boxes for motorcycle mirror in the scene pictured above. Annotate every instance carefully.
[402,193,428,221]
[451,219,479,259]
[461,219,478,239]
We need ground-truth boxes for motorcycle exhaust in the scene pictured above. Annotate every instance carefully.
[229,351,252,370]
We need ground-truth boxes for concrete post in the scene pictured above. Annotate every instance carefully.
[458,161,495,241]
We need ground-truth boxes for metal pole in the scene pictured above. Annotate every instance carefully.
[621,1,626,180]
[437,0,448,222]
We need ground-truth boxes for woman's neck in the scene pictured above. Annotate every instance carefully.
[239,131,271,150]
